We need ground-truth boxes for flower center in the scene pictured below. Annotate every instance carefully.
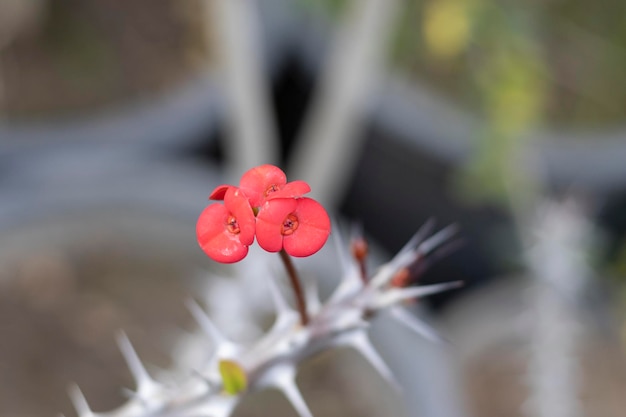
[226,215,240,234]
[265,184,280,196]
[281,214,299,236]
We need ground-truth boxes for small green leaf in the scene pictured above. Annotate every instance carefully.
[219,360,247,395]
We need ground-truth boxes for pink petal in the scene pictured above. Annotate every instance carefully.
[209,184,233,200]
[267,180,311,200]
[239,164,287,207]
[283,198,331,257]
[224,187,256,245]
[255,198,298,253]
[196,204,248,263]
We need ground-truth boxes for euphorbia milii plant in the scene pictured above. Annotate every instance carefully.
[197,164,331,325]
[70,165,463,417]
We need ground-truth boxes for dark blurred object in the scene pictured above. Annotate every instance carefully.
[340,126,512,309]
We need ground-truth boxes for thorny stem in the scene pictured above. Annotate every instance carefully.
[278,249,309,326]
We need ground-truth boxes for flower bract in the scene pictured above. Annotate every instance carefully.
[239,164,311,208]
[198,164,330,262]
[197,187,255,263]
[255,197,331,257]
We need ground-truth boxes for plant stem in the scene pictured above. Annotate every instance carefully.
[278,249,309,326]
[357,259,368,284]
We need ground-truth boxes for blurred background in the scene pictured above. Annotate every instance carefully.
[1,0,626,416]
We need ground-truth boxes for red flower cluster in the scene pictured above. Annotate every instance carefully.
[197,165,331,263]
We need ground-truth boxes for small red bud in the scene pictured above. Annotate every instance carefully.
[351,238,369,262]
[390,268,411,288]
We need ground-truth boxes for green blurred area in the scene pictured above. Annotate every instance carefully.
[307,0,626,128]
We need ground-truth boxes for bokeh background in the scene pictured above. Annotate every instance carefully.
[1,0,626,416]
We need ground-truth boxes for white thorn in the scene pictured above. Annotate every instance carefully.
[252,309,299,356]
[254,276,299,352]
[416,224,458,256]
[344,332,400,392]
[390,306,445,343]
[328,234,364,302]
[187,299,241,360]
[120,386,135,399]
[332,220,352,274]
[271,366,314,417]
[272,309,300,337]
[68,384,94,417]
[189,394,240,417]
[327,319,370,340]
[305,278,322,316]
[116,332,159,398]
[371,250,419,289]
[266,275,291,315]
[371,223,457,289]
[281,380,314,417]
[370,261,409,290]
[327,222,367,302]
[328,267,363,303]
[398,218,436,259]
[187,299,228,346]
[377,281,463,308]
[190,369,221,393]
[120,387,152,408]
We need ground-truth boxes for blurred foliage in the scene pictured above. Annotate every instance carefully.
[400,0,549,203]
[1,0,210,118]
[309,0,626,127]
[423,0,470,60]
[43,1,119,96]
[296,0,349,18]
[392,0,626,128]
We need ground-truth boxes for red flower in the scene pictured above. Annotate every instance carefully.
[239,164,311,208]
[196,187,255,263]
[256,197,331,257]
[208,165,310,207]
[198,164,330,262]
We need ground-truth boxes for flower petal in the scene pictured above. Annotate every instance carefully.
[255,198,298,253]
[209,184,233,200]
[239,164,287,207]
[267,180,311,200]
[224,187,256,245]
[196,203,248,263]
[283,198,331,257]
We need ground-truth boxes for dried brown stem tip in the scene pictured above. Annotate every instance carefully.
[351,237,368,261]
[390,267,411,288]
[351,237,369,283]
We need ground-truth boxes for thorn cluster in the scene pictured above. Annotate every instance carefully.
[68,222,461,417]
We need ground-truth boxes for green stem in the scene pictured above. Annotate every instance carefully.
[278,249,309,326]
